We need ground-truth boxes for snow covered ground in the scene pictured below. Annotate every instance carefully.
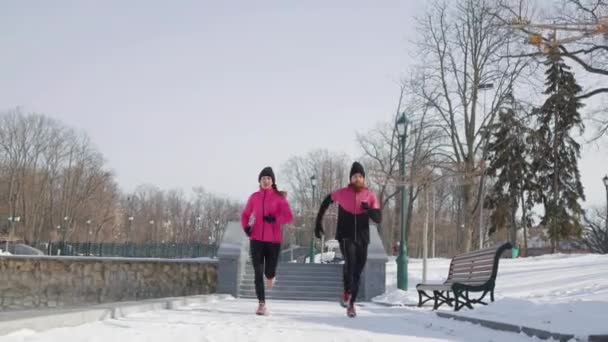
[0,297,536,342]
[0,253,606,340]
[374,253,608,336]
[305,251,336,263]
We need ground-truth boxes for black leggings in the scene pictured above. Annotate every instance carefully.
[339,239,368,305]
[250,239,281,303]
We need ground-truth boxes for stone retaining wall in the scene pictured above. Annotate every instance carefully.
[0,255,217,310]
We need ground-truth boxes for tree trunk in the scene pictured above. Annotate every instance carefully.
[509,200,518,246]
[432,184,436,258]
[463,178,475,253]
[551,110,560,254]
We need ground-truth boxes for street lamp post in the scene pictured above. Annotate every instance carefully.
[56,225,61,255]
[127,216,134,240]
[4,218,8,253]
[603,175,608,230]
[86,219,92,256]
[149,219,157,242]
[478,160,488,249]
[163,220,171,257]
[309,175,317,264]
[214,220,220,245]
[148,220,155,257]
[478,82,494,250]
[126,216,133,256]
[63,216,69,255]
[396,112,409,291]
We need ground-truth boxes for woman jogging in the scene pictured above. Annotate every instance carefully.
[241,166,294,315]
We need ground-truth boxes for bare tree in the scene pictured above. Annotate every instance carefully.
[281,149,350,245]
[582,208,608,253]
[356,84,447,252]
[0,108,245,254]
[121,185,241,245]
[498,0,608,139]
[0,109,120,246]
[412,0,530,252]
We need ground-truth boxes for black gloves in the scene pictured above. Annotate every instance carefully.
[361,202,382,223]
[245,214,277,237]
[263,214,276,224]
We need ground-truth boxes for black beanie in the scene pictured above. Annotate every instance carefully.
[258,166,276,184]
[349,162,365,179]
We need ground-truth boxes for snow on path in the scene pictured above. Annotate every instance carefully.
[0,298,536,342]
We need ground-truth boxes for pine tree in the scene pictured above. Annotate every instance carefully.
[531,49,586,253]
[485,93,535,249]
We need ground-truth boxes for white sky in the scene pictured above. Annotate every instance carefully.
[1,0,606,208]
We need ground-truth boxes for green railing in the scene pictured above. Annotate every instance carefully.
[38,242,218,259]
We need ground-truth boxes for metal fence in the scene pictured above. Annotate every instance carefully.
[36,242,218,259]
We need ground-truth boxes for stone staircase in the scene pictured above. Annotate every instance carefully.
[238,262,343,301]
[217,221,386,302]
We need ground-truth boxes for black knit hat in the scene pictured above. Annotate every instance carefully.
[258,166,276,184]
[349,162,365,179]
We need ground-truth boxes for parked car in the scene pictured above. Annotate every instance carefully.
[10,243,44,255]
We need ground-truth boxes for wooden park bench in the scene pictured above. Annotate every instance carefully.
[416,242,512,311]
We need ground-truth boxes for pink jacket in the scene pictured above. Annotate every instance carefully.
[331,186,380,214]
[241,188,294,243]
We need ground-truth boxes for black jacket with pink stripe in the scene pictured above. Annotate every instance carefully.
[315,185,381,245]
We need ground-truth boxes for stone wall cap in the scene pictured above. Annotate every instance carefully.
[0,255,218,264]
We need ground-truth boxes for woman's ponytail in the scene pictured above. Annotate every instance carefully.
[272,183,287,197]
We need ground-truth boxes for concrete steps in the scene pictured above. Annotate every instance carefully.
[238,262,343,302]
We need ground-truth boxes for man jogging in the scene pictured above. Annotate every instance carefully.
[314,161,381,317]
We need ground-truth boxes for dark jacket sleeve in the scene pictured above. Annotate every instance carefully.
[368,208,382,224]
[315,194,333,226]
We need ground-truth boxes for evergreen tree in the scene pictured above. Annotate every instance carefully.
[531,49,586,253]
[485,93,535,248]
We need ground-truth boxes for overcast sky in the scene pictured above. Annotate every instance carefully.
[1,0,606,208]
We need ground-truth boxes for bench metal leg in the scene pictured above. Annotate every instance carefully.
[445,291,453,307]
[417,290,435,307]
[465,290,489,306]
[477,290,489,305]
[417,288,455,310]
[433,291,453,310]
[432,291,439,310]
[453,289,474,311]
[464,292,474,310]
[452,289,496,311]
